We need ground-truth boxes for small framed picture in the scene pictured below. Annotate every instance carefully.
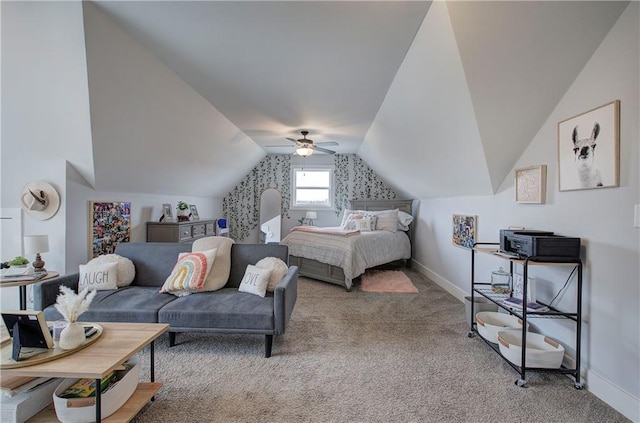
[2,310,54,349]
[452,214,477,250]
[515,165,547,204]
[162,203,174,222]
[189,204,199,221]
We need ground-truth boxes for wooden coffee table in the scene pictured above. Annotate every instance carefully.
[1,322,168,422]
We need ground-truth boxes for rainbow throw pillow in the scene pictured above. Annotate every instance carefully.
[160,248,217,297]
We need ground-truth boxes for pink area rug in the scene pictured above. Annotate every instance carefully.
[360,270,419,294]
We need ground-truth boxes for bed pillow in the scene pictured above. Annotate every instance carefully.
[367,209,399,232]
[256,257,289,292]
[160,248,217,297]
[340,209,359,228]
[86,254,135,287]
[79,262,119,291]
[238,265,272,297]
[397,211,414,231]
[192,236,235,291]
[341,213,364,230]
[357,216,376,232]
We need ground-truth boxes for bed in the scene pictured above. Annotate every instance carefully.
[282,199,414,291]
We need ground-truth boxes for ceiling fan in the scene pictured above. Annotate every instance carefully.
[267,131,337,156]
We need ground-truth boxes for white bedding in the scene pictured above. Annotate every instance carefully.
[281,227,411,290]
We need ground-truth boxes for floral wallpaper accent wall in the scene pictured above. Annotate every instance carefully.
[222,155,291,241]
[333,154,397,216]
[223,154,397,241]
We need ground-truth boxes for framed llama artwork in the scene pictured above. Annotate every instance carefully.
[557,100,619,191]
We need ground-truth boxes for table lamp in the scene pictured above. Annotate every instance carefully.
[24,235,49,273]
[305,211,317,226]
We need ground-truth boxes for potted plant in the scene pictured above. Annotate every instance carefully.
[176,201,190,221]
[8,256,29,267]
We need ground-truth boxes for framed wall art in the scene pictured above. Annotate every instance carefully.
[89,201,131,259]
[452,214,477,249]
[558,100,619,191]
[189,204,199,221]
[515,165,547,204]
[161,203,173,222]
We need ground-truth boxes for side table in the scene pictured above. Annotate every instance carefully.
[0,271,59,310]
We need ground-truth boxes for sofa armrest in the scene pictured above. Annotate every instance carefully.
[33,273,80,311]
[273,266,298,335]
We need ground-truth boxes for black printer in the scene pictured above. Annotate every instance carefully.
[499,230,581,259]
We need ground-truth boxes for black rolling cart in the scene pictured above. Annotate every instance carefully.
[468,242,583,389]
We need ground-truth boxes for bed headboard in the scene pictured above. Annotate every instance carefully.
[348,199,415,248]
[348,199,413,215]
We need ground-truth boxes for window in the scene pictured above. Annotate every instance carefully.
[291,166,333,209]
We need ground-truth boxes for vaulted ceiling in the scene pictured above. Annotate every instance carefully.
[36,1,631,198]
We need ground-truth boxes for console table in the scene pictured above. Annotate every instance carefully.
[146,219,216,243]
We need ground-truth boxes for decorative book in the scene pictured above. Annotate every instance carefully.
[502,297,549,312]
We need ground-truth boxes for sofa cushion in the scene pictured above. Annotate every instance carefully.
[42,286,176,323]
[158,288,275,331]
[79,262,118,291]
[228,244,289,288]
[255,257,288,292]
[114,243,191,287]
[191,236,235,291]
[160,249,217,296]
[87,254,136,287]
[238,264,271,297]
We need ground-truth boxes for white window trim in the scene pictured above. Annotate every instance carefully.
[290,165,335,210]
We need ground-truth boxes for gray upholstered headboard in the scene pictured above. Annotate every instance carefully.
[348,199,415,245]
[348,199,413,215]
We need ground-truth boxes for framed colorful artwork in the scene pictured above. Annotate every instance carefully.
[452,214,477,249]
[558,100,619,191]
[89,201,131,259]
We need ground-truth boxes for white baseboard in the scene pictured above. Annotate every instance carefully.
[411,258,640,423]
[586,369,640,422]
[411,258,467,302]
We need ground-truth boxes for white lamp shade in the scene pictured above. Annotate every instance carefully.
[24,235,49,254]
[305,212,317,220]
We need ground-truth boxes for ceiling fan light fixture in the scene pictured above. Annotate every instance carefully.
[296,147,314,157]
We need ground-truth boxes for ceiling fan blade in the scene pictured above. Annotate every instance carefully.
[313,145,336,155]
[285,138,298,143]
[316,141,339,147]
[266,144,294,148]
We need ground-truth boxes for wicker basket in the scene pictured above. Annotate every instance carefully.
[53,356,140,423]
[497,331,565,369]
[476,311,526,344]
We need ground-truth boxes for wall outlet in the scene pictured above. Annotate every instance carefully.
[635,204,640,228]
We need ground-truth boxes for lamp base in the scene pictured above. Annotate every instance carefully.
[32,253,46,273]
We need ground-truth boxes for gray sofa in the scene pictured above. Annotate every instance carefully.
[33,242,298,357]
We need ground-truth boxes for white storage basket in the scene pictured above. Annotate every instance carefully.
[497,331,565,369]
[475,311,527,344]
[53,356,140,423]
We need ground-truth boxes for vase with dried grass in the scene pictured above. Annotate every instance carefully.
[54,286,96,350]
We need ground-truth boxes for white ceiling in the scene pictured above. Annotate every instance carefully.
[77,0,628,198]
[92,0,432,155]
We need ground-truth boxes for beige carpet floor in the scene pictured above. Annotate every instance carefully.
[132,270,628,423]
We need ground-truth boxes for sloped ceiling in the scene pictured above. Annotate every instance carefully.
[81,0,627,198]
